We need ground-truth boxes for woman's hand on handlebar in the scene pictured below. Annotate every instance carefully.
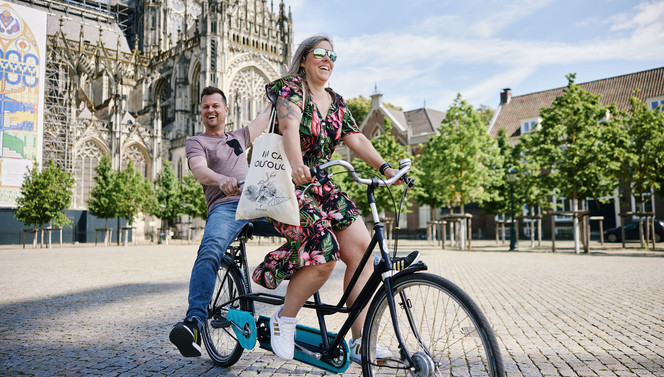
[383,167,404,185]
[291,164,312,185]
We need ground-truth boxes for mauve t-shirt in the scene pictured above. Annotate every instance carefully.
[185,127,251,213]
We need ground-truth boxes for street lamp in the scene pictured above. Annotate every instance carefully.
[506,167,518,251]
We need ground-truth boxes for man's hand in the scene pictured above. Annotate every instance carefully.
[219,176,240,196]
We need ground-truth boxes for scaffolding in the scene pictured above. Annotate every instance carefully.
[43,35,74,172]
[24,0,135,42]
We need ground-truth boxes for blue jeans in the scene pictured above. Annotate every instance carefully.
[186,201,248,321]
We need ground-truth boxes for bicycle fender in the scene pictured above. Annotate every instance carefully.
[393,261,427,279]
[227,309,257,350]
[369,262,429,317]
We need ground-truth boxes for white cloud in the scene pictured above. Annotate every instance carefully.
[288,0,664,110]
[610,0,664,31]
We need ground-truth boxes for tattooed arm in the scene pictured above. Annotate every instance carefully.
[276,97,309,185]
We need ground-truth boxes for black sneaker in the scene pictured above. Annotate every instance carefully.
[392,251,420,271]
[169,317,202,357]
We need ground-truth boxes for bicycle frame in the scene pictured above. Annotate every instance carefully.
[212,159,424,365]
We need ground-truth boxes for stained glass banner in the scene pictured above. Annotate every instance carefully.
[0,1,46,207]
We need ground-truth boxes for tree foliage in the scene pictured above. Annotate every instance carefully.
[414,94,503,211]
[180,173,207,220]
[116,159,149,225]
[347,95,371,125]
[15,159,75,228]
[616,95,664,208]
[87,154,118,227]
[154,160,182,223]
[519,74,620,203]
[478,128,510,215]
[476,104,496,125]
[339,118,412,217]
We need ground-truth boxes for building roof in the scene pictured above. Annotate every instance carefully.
[405,108,445,137]
[489,67,664,137]
[382,106,408,133]
[360,91,446,143]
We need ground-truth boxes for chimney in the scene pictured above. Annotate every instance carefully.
[500,88,512,105]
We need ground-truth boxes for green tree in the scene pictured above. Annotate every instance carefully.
[116,159,148,225]
[15,159,75,228]
[340,118,412,217]
[479,128,510,216]
[476,104,496,125]
[347,95,371,125]
[615,95,664,245]
[520,74,620,252]
[415,94,503,211]
[141,177,159,219]
[154,161,182,243]
[87,154,118,228]
[180,173,207,220]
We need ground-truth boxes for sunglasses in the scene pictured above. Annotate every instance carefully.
[310,48,337,62]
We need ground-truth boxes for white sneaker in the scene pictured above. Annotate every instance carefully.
[349,337,393,363]
[270,308,297,360]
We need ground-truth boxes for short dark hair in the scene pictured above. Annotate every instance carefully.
[200,86,227,105]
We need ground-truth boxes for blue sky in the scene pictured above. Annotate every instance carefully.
[289,0,664,112]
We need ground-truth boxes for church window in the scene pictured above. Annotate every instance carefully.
[229,67,268,130]
[73,140,104,209]
[122,144,149,178]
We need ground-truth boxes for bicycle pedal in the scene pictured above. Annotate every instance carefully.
[210,317,231,328]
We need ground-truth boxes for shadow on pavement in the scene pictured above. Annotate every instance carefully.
[0,282,187,326]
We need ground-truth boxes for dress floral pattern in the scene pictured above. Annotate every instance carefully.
[252,75,361,289]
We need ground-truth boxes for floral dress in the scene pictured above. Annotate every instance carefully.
[252,75,361,289]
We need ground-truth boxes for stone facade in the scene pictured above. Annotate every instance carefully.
[8,0,293,210]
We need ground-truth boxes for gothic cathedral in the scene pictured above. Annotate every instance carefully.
[7,0,293,209]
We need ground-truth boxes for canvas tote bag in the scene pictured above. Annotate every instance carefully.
[235,104,300,225]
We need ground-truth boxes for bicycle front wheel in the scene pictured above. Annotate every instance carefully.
[202,258,249,367]
[362,273,504,377]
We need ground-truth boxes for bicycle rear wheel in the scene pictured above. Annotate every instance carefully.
[362,273,504,377]
[202,258,249,367]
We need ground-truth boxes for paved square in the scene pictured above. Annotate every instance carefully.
[0,240,662,376]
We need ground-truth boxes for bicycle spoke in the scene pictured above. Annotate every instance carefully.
[363,274,503,377]
[202,259,248,367]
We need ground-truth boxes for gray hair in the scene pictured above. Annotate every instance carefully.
[287,34,334,77]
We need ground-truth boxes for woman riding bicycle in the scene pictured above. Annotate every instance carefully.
[252,34,418,362]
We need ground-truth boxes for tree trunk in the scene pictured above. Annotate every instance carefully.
[573,198,580,254]
[460,206,467,250]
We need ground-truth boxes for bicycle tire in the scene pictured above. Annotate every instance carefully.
[362,273,505,377]
[202,257,249,367]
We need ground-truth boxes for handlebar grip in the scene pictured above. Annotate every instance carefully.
[310,166,330,185]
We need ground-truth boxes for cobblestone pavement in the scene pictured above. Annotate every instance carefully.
[0,239,662,377]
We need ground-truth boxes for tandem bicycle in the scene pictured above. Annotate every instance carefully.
[202,159,505,377]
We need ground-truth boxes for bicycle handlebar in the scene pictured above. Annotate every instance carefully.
[310,158,415,188]
[239,158,415,190]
